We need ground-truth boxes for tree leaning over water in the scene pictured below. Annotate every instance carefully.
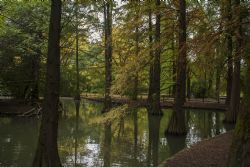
[32,0,62,166]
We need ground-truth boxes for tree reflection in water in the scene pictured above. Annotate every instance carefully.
[103,123,112,167]
[147,109,162,167]
[74,100,80,167]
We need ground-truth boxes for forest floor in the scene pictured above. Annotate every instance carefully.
[159,131,233,167]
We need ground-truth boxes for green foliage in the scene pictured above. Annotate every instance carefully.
[90,105,129,125]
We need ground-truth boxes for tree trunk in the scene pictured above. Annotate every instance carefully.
[225,0,241,123]
[31,51,40,104]
[186,67,191,100]
[132,0,140,101]
[215,67,221,103]
[225,0,233,105]
[75,0,80,100]
[148,5,153,104]
[172,25,176,97]
[148,0,162,115]
[103,1,112,112]
[32,0,62,166]
[166,0,187,135]
[227,3,249,162]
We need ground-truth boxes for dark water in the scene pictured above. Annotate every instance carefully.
[0,99,233,167]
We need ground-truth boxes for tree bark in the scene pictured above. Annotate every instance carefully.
[148,4,153,104]
[166,0,187,135]
[32,0,62,166]
[225,0,241,123]
[225,0,233,105]
[103,1,112,112]
[227,2,249,161]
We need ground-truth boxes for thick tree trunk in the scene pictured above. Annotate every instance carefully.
[166,0,187,135]
[225,0,241,123]
[32,0,62,166]
[75,0,80,100]
[103,2,112,112]
[148,6,153,103]
[228,28,249,167]
[148,0,162,115]
[225,0,233,105]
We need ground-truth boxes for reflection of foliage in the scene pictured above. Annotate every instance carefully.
[90,104,129,125]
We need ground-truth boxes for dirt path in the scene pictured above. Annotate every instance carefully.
[159,131,233,167]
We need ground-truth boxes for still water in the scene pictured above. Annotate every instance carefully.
[0,99,233,167]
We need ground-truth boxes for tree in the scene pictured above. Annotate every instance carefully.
[166,0,187,135]
[103,1,113,112]
[32,0,62,166]
[0,1,49,100]
[224,0,233,105]
[75,0,80,100]
[224,0,242,123]
[227,57,250,166]
[132,0,140,101]
[227,33,249,167]
[148,0,162,114]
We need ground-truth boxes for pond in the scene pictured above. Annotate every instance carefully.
[0,99,234,167]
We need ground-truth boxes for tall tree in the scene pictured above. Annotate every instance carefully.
[227,0,249,162]
[172,23,176,97]
[132,0,140,101]
[166,0,187,135]
[224,0,242,123]
[148,1,154,106]
[32,0,62,166]
[227,52,250,167]
[148,0,162,114]
[75,0,80,100]
[103,1,112,112]
[225,0,233,105]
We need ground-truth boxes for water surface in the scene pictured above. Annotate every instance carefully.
[0,99,233,167]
